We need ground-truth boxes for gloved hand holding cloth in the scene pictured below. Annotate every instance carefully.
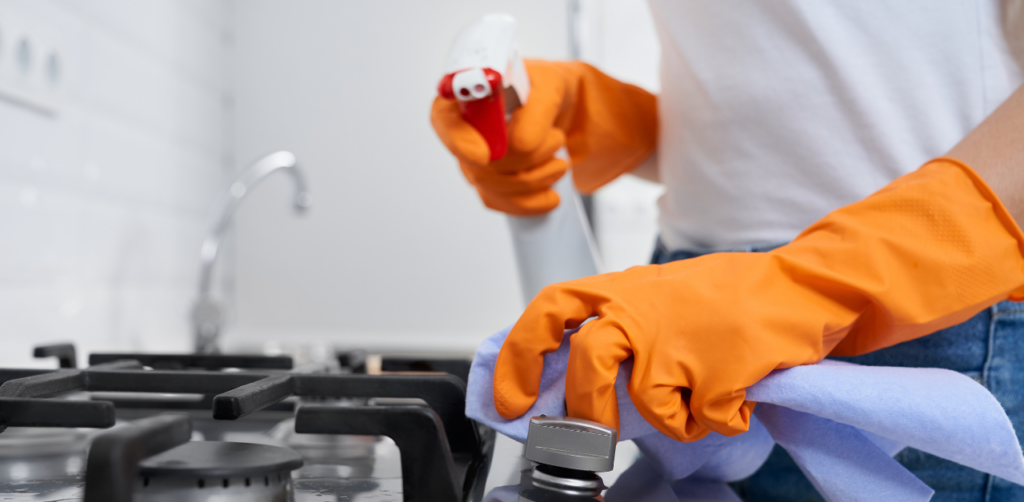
[493,157,1024,441]
[470,326,1024,501]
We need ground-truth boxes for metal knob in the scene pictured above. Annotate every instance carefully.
[524,416,617,473]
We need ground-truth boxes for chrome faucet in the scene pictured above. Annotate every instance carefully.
[192,151,311,354]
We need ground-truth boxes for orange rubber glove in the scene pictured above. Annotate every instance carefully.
[430,60,657,216]
[493,158,1024,442]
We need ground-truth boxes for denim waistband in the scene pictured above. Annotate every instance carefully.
[650,238,788,264]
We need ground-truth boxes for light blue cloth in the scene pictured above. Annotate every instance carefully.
[469,326,1024,502]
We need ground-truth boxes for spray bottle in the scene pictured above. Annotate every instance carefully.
[438,14,602,304]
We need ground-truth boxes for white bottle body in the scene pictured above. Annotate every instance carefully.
[507,155,602,304]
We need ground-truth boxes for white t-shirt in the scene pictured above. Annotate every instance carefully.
[649,0,1024,251]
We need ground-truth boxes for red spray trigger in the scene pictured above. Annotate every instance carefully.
[438,68,508,161]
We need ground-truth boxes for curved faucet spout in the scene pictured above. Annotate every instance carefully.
[192,151,310,354]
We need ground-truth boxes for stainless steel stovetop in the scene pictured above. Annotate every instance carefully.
[0,415,405,501]
[0,344,491,502]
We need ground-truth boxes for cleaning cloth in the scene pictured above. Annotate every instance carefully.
[469,326,1024,502]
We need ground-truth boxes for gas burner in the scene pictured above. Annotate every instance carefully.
[136,442,303,502]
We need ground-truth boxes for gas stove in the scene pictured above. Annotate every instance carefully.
[0,343,492,501]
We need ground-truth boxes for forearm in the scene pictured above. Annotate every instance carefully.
[948,84,1024,224]
[628,152,660,183]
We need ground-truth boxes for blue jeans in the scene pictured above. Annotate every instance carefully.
[651,240,1024,502]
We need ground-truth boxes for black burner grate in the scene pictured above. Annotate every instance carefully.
[0,348,492,502]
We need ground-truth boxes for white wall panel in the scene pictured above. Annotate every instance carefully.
[228,1,572,354]
[0,0,230,366]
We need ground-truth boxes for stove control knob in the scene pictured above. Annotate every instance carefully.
[524,415,617,472]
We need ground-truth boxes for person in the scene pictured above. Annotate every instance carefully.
[432,2,1024,500]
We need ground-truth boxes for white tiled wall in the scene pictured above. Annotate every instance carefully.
[0,0,664,365]
[0,0,231,366]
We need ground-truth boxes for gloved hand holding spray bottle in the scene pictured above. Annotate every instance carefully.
[435,13,602,304]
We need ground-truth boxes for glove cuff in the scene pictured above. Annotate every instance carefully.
[816,157,1024,356]
[934,157,1024,301]
[544,61,658,194]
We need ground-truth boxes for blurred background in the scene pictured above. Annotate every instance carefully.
[0,0,661,367]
